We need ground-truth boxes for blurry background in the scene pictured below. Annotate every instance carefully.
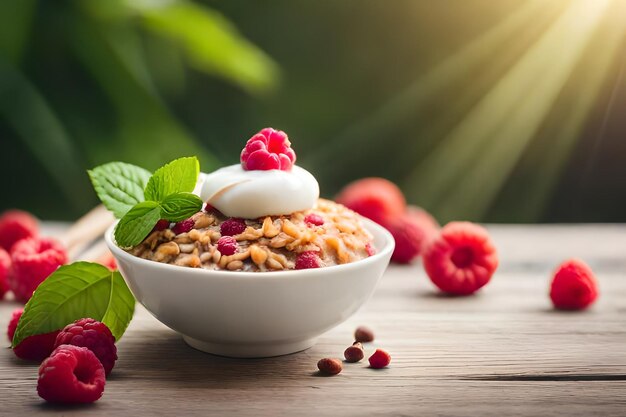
[1,0,625,223]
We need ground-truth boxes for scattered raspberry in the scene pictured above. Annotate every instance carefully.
[295,251,321,270]
[550,259,599,310]
[95,252,117,271]
[304,213,324,226]
[7,308,23,342]
[37,344,105,403]
[172,218,194,235]
[336,178,406,224]
[0,248,10,299]
[54,318,117,376]
[217,236,238,256]
[220,218,246,236]
[365,242,376,257]
[153,219,170,232]
[241,128,296,171]
[0,210,38,251]
[423,222,498,295]
[383,214,426,264]
[317,358,342,375]
[406,205,440,248]
[354,326,375,343]
[14,330,61,361]
[368,349,391,369]
[9,237,68,303]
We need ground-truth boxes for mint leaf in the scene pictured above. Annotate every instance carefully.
[12,262,135,347]
[88,162,152,219]
[160,192,203,222]
[144,156,199,202]
[114,201,161,248]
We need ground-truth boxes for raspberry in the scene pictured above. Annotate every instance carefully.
[550,259,599,310]
[0,248,10,299]
[240,127,296,171]
[354,326,375,343]
[383,214,426,264]
[0,210,38,251]
[406,205,440,248]
[172,218,195,235]
[14,330,61,361]
[304,213,324,226]
[37,345,105,403]
[365,242,376,257]
[7,308,23,342]
[295,251,321,270]
[368,349,391,369]
[153,219,170,232]
[336,178,406,224]
[54,318,117,376]
[220,218,246,236]
[423,222,498,295]
[9,237,68,303]
[217,236,238,256]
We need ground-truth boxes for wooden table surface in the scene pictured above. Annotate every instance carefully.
[1,224,625,416]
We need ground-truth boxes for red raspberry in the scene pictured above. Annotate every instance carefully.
[0,210,38,251]
[336,178,406,224]
[9,237,68,303]
[153,219,170,231]
[423,222,498,295]
[172,218,195,235]
[7,307,23,342]
[550,259,598,310]
[240,128,296,171]
[37,344,105,403]
[304,213,324,226]
[95,252,117,271]
[295,251,321,270]
[0,248,10,299]
[14,330,61,361]
[54,318,117,376]
[406,205,440,248]
[220,218,246,236]
[383,214,426,264]
[368,349,391,369]
[365,242,376,257]
[217,236,238,256]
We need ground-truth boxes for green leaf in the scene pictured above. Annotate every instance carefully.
[114,200,162,248]
[88,161,152,218]
[160,192,203,222]
[12,262,135,347]
[144,156,199,202]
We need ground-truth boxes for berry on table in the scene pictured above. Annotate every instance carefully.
[423,221,498,296]
[406,205,440,247]
[0,209,38,251]
[13,330,61,361]
[344,342,365,363]
[335,177,406,224]
[295,251,321,270]
[37,345,105,403]
[0,248,10,299]
[354,326,375,343]
[383,214,426,264]
[172,218,195,235]
[9,237,68,303]
[217,236,238,256]
[550,259,598,310]
[220,218,247,236]
[54,318,118,376]
[240,128,296,171]
[317,358,342,375]
[6,308,23,342]
[368,349,391,369]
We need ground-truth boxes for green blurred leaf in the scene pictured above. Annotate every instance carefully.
[0,0,37,64]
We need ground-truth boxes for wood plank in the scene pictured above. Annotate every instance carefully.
[0,225,624,416]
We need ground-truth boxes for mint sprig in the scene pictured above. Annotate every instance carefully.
[90,156,203,248]
[12,262,135,347]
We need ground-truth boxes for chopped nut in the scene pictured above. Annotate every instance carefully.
[175,254,201,268]
[178,243,195,253]
[226,260,243,271]
[193,213,215,229]
[262,217,280,238]
[250,245,268,265]
[154,242,180,262]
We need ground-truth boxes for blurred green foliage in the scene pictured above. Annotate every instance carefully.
[1,0,625,222]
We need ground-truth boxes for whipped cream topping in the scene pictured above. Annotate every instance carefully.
[198,164,319,219]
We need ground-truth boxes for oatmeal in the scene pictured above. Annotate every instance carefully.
[127,199,374,272]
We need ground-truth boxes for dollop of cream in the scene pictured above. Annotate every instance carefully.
[198,164,319,219]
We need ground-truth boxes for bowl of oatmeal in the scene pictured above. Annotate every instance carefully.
[104,128,394,357]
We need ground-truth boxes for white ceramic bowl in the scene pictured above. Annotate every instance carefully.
[105,218,394,358]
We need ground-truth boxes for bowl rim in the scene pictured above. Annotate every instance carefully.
[104,216,394,280]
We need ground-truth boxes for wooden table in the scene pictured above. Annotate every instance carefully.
[1,225,625,416]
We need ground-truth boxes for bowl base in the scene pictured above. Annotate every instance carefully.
[182,335,317,358]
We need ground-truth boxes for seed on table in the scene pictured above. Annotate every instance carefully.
[354,326,374,343]
[317,358,342,375]
[368,349,391,369]
[344,342,364,363]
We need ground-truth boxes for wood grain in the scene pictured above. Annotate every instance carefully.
[0,225,625,416]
